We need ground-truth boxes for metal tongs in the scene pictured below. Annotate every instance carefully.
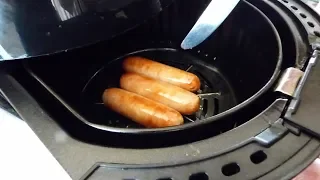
[181,0,241,50]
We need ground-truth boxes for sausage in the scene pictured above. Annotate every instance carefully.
[122,56,201,92]
[120,73,200,115]
[102,88,184,128]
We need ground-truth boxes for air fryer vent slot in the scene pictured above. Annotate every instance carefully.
[189,172,209,180]
[221,163,241,176]
[250,150,268,164]
[308,21,315,28]
[314,31,320,37]
[300,13,307,18]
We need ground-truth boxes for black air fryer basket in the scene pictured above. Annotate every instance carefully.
[1,0,320,179]
[24,0,282,134]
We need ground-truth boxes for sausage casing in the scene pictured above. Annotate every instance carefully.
[123,56,201,92]
[120,73,200,115]
[102,88,184,128]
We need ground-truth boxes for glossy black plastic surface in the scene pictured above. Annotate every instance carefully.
[0,0,172,60]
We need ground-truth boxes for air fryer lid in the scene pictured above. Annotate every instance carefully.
[0,0,172,61]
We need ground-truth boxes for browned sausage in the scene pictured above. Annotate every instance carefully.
[123,56,201,92]
[102,88,184,128]
[120,73,200,115]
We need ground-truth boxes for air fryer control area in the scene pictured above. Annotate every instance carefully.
[0,0,320,180]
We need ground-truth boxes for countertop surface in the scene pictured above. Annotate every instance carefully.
[0,107,71,180]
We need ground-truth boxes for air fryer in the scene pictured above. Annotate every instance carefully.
[1,0,320,179]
